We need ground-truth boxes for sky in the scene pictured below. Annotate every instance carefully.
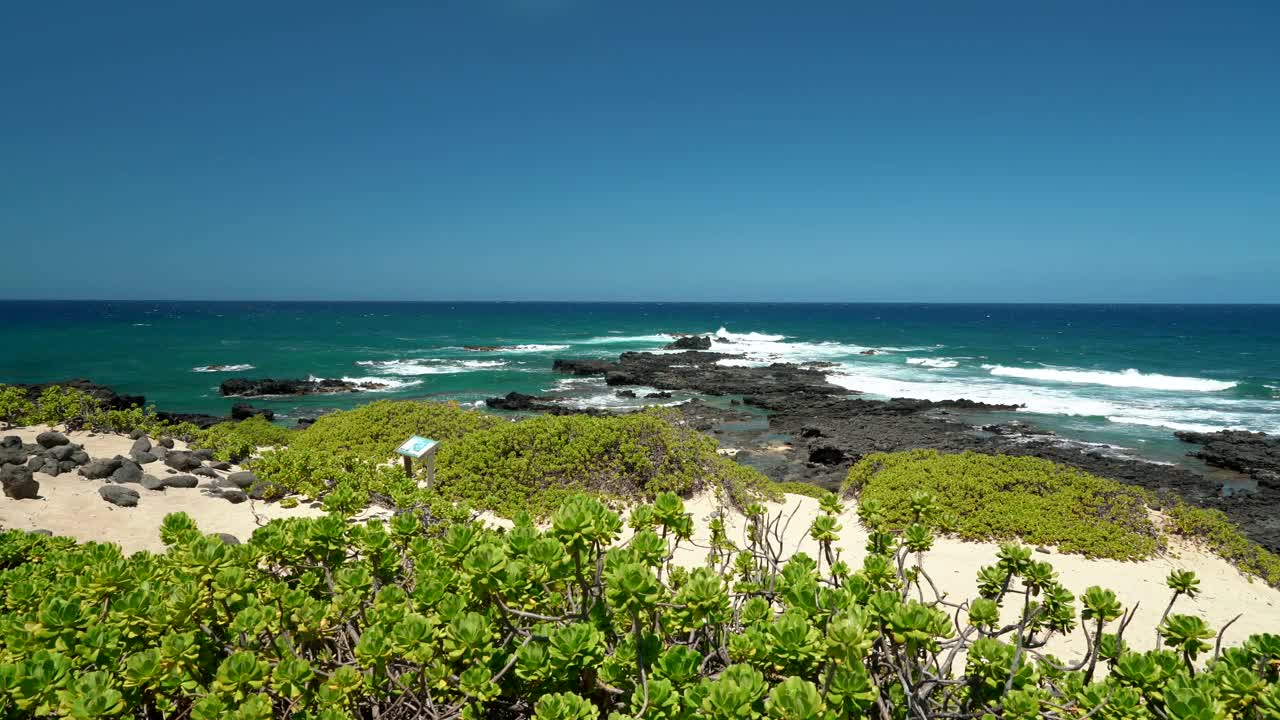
[1,0,1277,303]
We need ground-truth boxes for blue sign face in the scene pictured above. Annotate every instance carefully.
[396,435,438,458]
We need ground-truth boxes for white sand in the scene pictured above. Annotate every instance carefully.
[4,426,1278,657]
[667,491,1280,657]
[0,426,324,552]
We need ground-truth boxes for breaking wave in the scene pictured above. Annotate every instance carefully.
[906,358,959,369]
[193,364,255,373]
[983,365,1237,392]
[355,359,508,376]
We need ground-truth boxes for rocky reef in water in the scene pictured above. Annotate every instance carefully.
[219,377,389,397]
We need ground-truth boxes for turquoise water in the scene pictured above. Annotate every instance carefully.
[1,302,1276,464]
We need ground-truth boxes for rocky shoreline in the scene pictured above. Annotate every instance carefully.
[544,346,1280,551]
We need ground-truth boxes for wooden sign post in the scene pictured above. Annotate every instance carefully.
[396,435,440,488]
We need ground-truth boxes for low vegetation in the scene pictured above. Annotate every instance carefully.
[2,491,1277,720]
[0,384,201,440]
[843,450,1162,560]
[1164,504,1280,586]
[193,416,295,462]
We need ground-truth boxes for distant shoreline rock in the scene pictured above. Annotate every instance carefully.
[219,377,389,397]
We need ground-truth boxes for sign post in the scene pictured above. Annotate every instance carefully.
[396,435,440,488]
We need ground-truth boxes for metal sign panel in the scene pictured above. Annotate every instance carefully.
[396,435,439,459]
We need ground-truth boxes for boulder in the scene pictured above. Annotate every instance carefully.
[110,460,143,484]
[132,451,159,464]
[807,446,848,466]
[70,450,90,465]
[141,474,166,491]
[211,461,233,471]
[230,403,275,421]
[80,457,124,480]
[157,437,175,449]
[40,459,63,476]
[0,464,39,499]
[47,444,75,461]
[0,436,20,448]
[161,474,199,489]
[486,392,546,411]
[615,390,638,399]
[226,471,259,489]
[99,485,139,507]
[128,429,147,440]
[215,533,241,545]
[36,431,70,448]
[220,489,248,504]
[191,466,218,478]
[57,460,76,474]
[248,479,285,500]
[645,391,674,399]
[663,335,712,351]
[0,443,27,467]
[192,448,216,461]
[130,436,152,455]
[220,377,389,397]
[164,451,202,472]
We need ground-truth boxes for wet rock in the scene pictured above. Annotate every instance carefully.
[99,485,140,507]
[664,335,712,351]
[1176,430,1280,487]
[615,390,637,399]
[220,377,390,397]
[36,431,70,448]
[807,446,848,466]
[645,391,674,399]
[230,403,274,421]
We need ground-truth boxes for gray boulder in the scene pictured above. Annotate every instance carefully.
[128,429,146,440]
[132,451,158,464]
[0,443,27,467]
[110,459,143,484]
[140,474,166,491]
[220,489,248,504]
[211,461,233,471]
[70,450,90,466]
[214,533,241,545]
[226,471,259,489]
[191,466,218,478]
[80,457,124,480]
[130,436,152,454]
[248,479,285,500]
[47,444,75,461]
[57,460,76,474]
[99,485,140,507]
[39,459,62,476]
[161,474,198,489]
[157,437,175,449]
[1,464,39,499]
[192,448,216,461]
[164,451,202,472]
[0,436,20,448]
[36,431,70,448]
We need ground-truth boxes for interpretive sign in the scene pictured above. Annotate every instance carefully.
[396,436,439,459]
[396,436,440,487]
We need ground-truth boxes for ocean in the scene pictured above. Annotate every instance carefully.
[1,301,1276,465]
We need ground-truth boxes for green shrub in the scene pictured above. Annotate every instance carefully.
[432,408,777,516]
[770,481,830,500]
[0,387,35,429]
[0,493,1273,720]
[193,417,294,462]
[285,399,500,462]
[1165,503,1280,586]
[844,449,1161,560]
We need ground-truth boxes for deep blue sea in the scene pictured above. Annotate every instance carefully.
[1,302,1277,465]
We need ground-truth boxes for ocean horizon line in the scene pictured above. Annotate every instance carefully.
[2,298,1279,307]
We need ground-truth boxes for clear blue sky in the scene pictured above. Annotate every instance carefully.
[2,1,1277,302]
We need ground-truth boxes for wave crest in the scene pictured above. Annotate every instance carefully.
[984,365,1237,392]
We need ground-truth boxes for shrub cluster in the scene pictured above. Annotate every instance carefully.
[193,417,295,462]
[0,384,201,441]
[1,491,1276,720]
[1164,504,1280,587]
[246,404,778,517]
[843,450,1162,561]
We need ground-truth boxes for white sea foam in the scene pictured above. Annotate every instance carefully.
[1105,416,1243,434]
[716,358,773,367]
[574,334,675,345]
[506,344,570,352]
[714,327,786,343]
[193,364,256,373]
[355,359,508,376]
[983,365,1237,392]
[336,375,423,392]
[906,357,959,369]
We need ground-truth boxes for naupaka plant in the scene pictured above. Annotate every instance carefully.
[0,489,1276,720]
